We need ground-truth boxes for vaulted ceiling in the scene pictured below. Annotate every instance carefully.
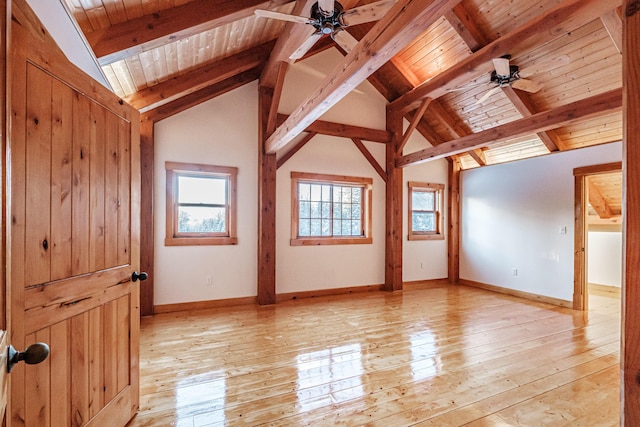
[61,0,622,171]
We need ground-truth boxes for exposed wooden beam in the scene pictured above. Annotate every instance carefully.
[125,41,274,112]
[391,0,617,114]
[139,119,154,316]
[444,3,490,52]
[351,138,386,182]
[276,113,390,143]
[258,86,277,305]
[385,107,403,292]
[88,0,291,65]
[622,0,640,419]
[448,157,461,283]
[260,0,317,88]
[143,67,262,122]
[265,0,462,154]
[588,179,614,219]
[428,100,486,166]
[266,62,289,136]
[396,88,622,167]
[601,8,623,54]
[501,86,563,152]
[397,97,432,154]
[276,132,317,169]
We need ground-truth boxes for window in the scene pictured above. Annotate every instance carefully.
[291,172,372,245]
[408,181,444,240]
[165,162,237,246]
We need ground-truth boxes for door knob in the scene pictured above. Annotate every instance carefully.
[8,342,50,373]
[132,271,148,282]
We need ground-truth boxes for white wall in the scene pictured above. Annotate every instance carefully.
[588,231,622,287]
[460,142,622,302]
[154,83,259,305]
[153,48,450,304]
[30,0,109,88]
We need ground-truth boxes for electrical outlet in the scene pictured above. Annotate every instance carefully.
[512,268,518,276]
[206,276,213,286]
[420,262,424,269]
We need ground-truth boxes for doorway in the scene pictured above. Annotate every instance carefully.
[573,162,622,311]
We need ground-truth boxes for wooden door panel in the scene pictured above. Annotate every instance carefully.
[10,1,140,425]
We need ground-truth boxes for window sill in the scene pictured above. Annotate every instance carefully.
[291,237,372,246]
[165,236,238,246]
[408,234,444,241]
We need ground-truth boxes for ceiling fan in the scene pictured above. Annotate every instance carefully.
[467,55,543,105]
[255,0,396,60]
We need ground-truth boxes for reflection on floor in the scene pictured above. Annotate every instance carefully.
[127,281,621,426]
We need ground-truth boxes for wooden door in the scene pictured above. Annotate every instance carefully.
[8,1,140,426]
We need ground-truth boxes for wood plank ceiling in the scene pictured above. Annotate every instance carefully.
[60,0,622,170]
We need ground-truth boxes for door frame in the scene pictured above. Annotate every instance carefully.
[573,161,622,311]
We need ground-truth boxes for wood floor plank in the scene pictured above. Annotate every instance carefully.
[126,282,621,426]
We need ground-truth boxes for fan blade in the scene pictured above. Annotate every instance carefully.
[290,31,324,60]
[332,30,359,53]
[340,0,396,26]
[254,9,315,25]
[318,0,335,15]
[492,57,510,77]
[475,86,502,105]
[512,78,543,93]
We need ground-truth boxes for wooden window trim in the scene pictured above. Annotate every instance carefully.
[291,172,373,246]
[165,161,238,246]
[408,181,445,241]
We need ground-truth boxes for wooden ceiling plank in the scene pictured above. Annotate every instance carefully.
[276,113,391,143]
[396,88,622,167]
[501,85,563,152]
[428,100,486,165]
[600,8,622,54]
[397,97,433,154]
[142,67,263,122]
[125,40,274,112]
[391,0,618,114]
[588,179,615,219]
[260,0,318,88]
[352,138,387,182]
[276,132,317,169]
[90,0,292,65]
[444,3,490,52]
[265,0,462,154]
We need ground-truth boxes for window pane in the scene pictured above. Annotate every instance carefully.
[341,203,351,219]
[299,219,311,236]
[333,186,342,203]
[178,176,226,205]
[310,201,321,219]
[178,206,226,233]
[321,202,331,219]
[341,221,351,235]
[310,184,322,201]
[333,219,342,236]
[342,187,352,203]
[352,220,361,235]
[352,203,361,220]
[299,201,310,219]
[333,202,341,219]
[352,187,361,203]
[412,212,436,232]
[321,185,331,202]
[321,219,331,236]
[412,190,435,211]
[310,219,322,236]
[299,183,311,201]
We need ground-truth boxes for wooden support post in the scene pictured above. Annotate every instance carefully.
[385,106,403,292]
[448,157,461,284]
[139,118,154,316]
[257,86,277,305]
[622,0,640,422]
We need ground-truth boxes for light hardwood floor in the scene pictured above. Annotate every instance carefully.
[127,281,621,426]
